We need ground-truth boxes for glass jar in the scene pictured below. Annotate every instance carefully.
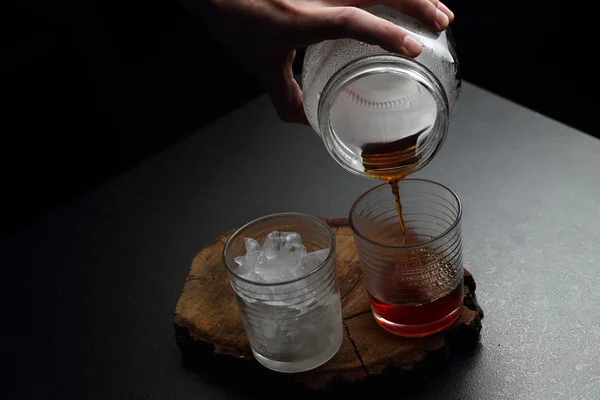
[302,6,460,181]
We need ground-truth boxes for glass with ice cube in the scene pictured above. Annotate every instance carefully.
[222,213,343,373]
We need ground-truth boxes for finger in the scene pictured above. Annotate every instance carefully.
[435,1,454,22]
[386,0,451,31]
[255,51,309,125]
[305,7,422,57]
[323,0,453,29]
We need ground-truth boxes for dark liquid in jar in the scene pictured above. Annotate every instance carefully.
[361,134,421,244]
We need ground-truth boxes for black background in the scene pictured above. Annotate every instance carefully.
[4,0,596,233]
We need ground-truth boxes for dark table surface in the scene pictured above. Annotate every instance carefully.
[3,83,600,399]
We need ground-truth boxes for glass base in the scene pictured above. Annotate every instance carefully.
[251,334,342,373]
[373,303,463,337]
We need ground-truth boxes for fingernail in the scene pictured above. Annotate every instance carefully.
[435,9,450,30]
[402,36,422,57]
[438,2,454,22]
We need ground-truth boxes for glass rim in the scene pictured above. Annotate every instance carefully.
[222,212,336,287]
[349,179,462,250]
[317,54,450,179]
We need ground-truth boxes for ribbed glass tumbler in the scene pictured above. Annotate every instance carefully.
[350,180,464,337]
[222,213,343,373]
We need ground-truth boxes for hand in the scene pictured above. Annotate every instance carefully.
[192,0,454,124]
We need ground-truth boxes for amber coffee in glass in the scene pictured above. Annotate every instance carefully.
[350,179,464,337]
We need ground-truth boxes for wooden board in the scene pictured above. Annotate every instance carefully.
[174,218,483,389]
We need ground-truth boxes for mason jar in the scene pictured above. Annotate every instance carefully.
[302,5,460,180]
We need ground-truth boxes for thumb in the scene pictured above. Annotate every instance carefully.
[255,50,309,125]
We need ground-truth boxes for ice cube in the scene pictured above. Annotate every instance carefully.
[234,251,258,269]
[262,231,302,259]
[233,232,333,284]
[234,238,262,279]
[248,231,306,283]
[244,237,261,254]
[290,248,331,284]
[234,254,260,279]
[305,248,331,273]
